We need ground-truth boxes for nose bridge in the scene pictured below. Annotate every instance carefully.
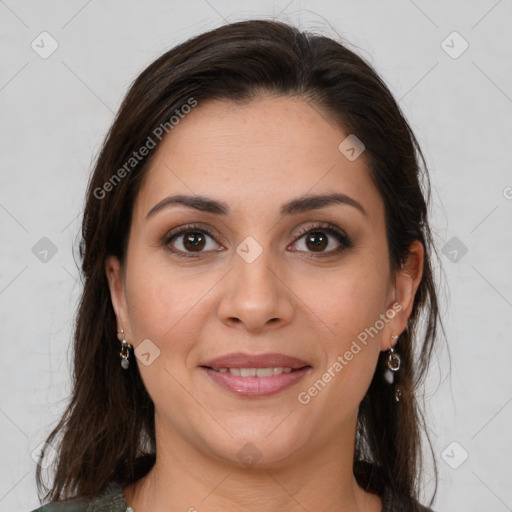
[217,235,294,330]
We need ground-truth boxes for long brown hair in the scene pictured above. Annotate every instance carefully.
[36,19,441,506]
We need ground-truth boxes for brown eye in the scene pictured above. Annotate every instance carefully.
[163,224,224,258]
[182,231,206,251]
[289,223,353,256]
[305,231,328,252]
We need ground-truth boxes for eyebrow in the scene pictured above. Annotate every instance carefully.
[146,192,367,219]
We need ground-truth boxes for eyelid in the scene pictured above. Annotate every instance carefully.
[291,221,348,240]
[163,223,223,248]
[288,221,352,254]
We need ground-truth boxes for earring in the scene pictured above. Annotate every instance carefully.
[117,329,132,369]
[385,334,402,402]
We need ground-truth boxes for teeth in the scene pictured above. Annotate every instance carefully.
[216,367,294,377]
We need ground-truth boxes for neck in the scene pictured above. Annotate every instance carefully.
[124,414,381,512]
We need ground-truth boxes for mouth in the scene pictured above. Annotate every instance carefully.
[208,367,295,376]
[199,352,311,397]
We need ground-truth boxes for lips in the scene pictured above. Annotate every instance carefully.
[199,352,311,397]
[200,352,310,370]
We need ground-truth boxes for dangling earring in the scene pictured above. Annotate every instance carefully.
[117,329,132,369]
[385,334,402,402]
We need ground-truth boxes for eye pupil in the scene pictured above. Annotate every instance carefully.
[306,231,328,251]
[184,232,206,251]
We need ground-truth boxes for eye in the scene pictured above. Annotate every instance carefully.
[289,222,352,256]
[163,222,352,259]
[163,224,223,257]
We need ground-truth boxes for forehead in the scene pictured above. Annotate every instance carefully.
[133,95,383,221]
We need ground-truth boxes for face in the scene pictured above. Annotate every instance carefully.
[106,95,421,469]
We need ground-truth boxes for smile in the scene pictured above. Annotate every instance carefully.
[212,367,293,376]
[199,352,311,397]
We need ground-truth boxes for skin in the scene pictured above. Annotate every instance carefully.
[106,95,423,512]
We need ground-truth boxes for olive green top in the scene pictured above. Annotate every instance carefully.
[29,481,131,512]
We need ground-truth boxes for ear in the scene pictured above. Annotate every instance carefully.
[380,240,424,351]
[105,255,131,340]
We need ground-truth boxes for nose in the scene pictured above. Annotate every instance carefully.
[217,246,295,333]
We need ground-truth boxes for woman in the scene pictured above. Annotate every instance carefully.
[31,19,440,512]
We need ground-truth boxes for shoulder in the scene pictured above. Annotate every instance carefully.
[28,481,129,512]
[29,503,89,512]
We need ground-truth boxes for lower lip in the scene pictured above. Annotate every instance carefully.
[201,367,310,397]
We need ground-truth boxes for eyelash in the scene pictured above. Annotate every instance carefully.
[162,222,353,259]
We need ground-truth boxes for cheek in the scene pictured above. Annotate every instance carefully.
[123,253,217,343]
[295,257,390,339]
[297,287,384,429]
[292,259,388,404]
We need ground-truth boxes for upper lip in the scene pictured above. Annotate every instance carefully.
[200,352,310,370]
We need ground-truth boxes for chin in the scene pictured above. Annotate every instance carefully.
[200,422,310,471]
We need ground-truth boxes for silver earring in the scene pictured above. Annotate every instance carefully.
[117,329,132,369]
[387,336,401,372]
[385,334,402,402]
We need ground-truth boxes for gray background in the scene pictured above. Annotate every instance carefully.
[1,1,511,511]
